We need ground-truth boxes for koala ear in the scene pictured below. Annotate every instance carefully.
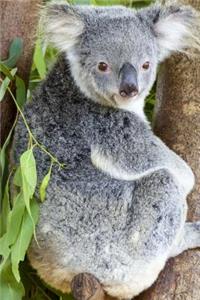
[41,2,84,52]
[138,4,200,60]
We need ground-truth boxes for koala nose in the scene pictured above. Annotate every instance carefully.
[119,63,138,98]
[120,83,138,98]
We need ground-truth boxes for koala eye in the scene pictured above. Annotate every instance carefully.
[98,62,109,72]
[142,61,150,70]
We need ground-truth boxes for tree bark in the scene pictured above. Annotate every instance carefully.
[136,1,200,299]
[0,0,42,145]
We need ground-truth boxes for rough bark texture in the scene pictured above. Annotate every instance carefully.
[0,0,42,145]
[136,1,200,299]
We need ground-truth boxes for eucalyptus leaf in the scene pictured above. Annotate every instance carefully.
[11,199,39,282]
[0,67,17,101]
[20,148,37,219]
[0,192,25,255]
[0,115,18,202]
[1,38,23,68]
[16,76,26,108]
[33,40,46,79]
[0,63,15,80]
[0,234,10,264]
[13,166,22,187]
[0,177,11,237]
[39,164,52,202]
[0,257,25,300]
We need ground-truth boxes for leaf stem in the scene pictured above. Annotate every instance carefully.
[6,85,64,168]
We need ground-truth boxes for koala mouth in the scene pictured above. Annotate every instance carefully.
[112,93,139,105]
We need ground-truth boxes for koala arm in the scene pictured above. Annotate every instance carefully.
[151,136,195,194]
[91,132,194,195]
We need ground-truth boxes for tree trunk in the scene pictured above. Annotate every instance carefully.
[0,0,42,145]
[136,1,200,299]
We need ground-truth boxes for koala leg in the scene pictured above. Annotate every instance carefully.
[170,222,200,257]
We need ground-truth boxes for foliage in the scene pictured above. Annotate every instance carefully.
[70,0,153,7]
[0,70,39,300]
[0,39,63,300]
[0,1,155,300]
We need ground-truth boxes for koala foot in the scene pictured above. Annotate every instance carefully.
[71,273,105,300]
[170,222,200,257]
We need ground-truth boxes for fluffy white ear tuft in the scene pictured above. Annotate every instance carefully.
[41,2,84,52]
[138,4,200,61]
[154,5,200,60]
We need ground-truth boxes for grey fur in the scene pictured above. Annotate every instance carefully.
[13,3,200,299]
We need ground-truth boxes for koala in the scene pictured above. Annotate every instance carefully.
[13,2,200,299]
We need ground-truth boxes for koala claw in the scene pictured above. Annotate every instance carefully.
[71,273,105,300]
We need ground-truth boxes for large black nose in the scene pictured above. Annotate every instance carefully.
[119,63,138,98]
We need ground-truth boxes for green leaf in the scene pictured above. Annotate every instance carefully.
[13,166,22,187]
[0,177,11,237]
[16,76,26,108]
[33,40,46,79]
[0,192,25,258]
[1,38,23,68]
[20,148,37,219]
[0,257,25,300]
[0,63,15,80]
[0,67,17,101]
[0,234,10,264]
[0,115,18,201]
[39,163,52,202]
[11,199,39,282]
[0,77,10,101]
[6,193,25,246]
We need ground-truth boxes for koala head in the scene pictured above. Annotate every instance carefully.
[43,2,199,112]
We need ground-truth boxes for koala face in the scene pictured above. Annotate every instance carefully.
[69,10,158,108]
[44,3,199,110]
